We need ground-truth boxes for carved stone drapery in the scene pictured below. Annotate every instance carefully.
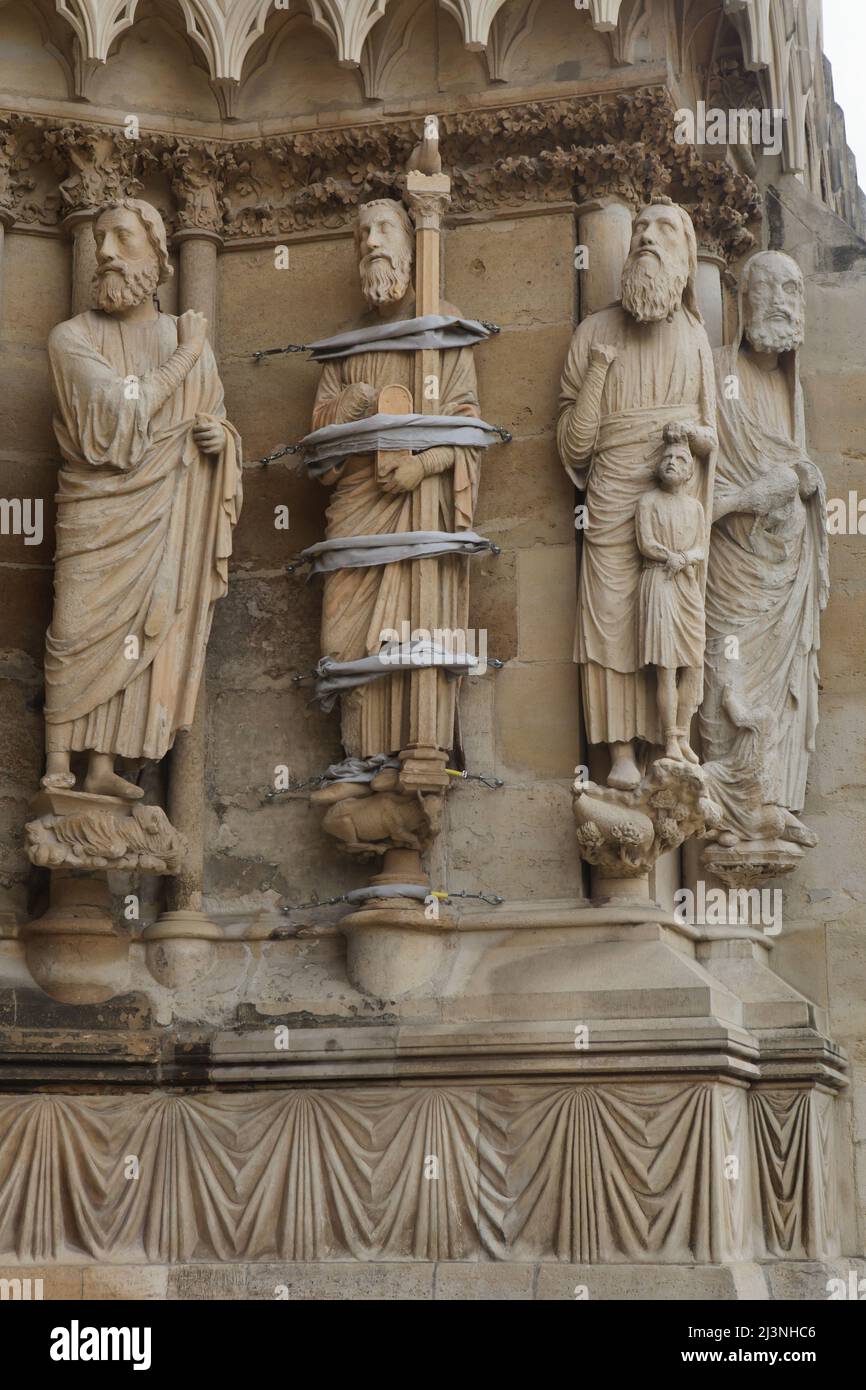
[0,1081,839,1265]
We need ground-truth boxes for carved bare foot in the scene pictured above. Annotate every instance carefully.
[608,742,641,790]
[664,736,683,761]
[41,771,77,790]
[679,738,700,765]
[42,753,76,790]
[781,809,818,848]
[83,754,144,801]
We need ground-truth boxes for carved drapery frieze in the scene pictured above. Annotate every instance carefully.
[0,92,759,262]
[0,1082,840,1265]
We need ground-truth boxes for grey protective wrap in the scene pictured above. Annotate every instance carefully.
[299,529,495,574]
[344,884,432,903]
[298,413,505,477]
[306,315,493,361]
[320,754,401,784]
[313,639,478,711]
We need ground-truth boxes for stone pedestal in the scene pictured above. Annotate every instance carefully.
[23,789,185,1003]
[21,871,126,1005]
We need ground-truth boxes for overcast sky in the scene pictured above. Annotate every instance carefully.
[821,0,866,186]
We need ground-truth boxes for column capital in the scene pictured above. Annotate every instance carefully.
[404,171,451,230]
[164,141,225,241]
[173,225,224,248]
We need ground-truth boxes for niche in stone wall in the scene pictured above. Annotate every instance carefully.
[474,0,627,89]
[0,0,74,101]
[85,1,221,120]
[236,10,370,120]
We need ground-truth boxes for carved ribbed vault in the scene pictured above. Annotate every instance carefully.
[49,0,822,178]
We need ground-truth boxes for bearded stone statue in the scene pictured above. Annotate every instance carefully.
[558,198,718,790]
[700,250,827,855]
[40,198,242,800]
[310,197,482,763]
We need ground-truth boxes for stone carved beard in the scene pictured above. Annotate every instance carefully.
[360,245,413,308]
[93,258,160,314]
[745,305,805,355]
[621,251,688,324]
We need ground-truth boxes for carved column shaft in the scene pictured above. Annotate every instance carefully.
[176,231,220,343]
[67,214,98,316]
[158,225,222,934]
[696,250,725,349]
[400,171,453,794]
[576,197,633,319]
[0,213,12,328]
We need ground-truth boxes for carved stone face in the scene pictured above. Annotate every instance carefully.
[621,204,691,324]
[92,207,160,314]
[743,253,805,355]
[357,203,413,308]
[657,444,694,489]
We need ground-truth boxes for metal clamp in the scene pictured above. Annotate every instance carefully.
[446,768,504,790]
[253,344,309,362]
[254,443,300,468]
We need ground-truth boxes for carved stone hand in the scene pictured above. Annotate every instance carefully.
[193,416,225,454]
[794,459,820,499]
[380,455,425,494]
[341,382,379,421]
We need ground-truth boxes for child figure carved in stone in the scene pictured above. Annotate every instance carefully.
[635,424,707,765]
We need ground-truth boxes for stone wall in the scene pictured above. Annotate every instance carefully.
[0,0,864,1296]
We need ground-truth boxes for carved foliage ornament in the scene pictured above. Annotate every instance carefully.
[0,93,760,258]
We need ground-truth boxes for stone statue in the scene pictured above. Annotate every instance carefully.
[309,196,482,774]
[635,424,706,764]
[700,250,827,860]
[40,198,242,800]
[558,197,717,790]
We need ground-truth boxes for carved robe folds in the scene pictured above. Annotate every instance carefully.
[700,261,827,859]
[44,311,242,758]
[558,306,716,746]
[312,300,481,759]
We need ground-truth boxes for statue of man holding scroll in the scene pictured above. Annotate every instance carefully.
[309,197,484,762]
[40,198,242,800]
[558,199,718,790]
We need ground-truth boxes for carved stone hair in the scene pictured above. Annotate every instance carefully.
[355,198,414,249]
[635,195,702,322]
[94,198,175,284]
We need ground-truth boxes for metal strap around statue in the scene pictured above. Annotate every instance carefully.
[254,315,499,362]
[296,529,498,575]
[313,639,478,711]
[319,754,401,784]
[298,413,509,477]
[344,884,431,903]
[307,316,497,360]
